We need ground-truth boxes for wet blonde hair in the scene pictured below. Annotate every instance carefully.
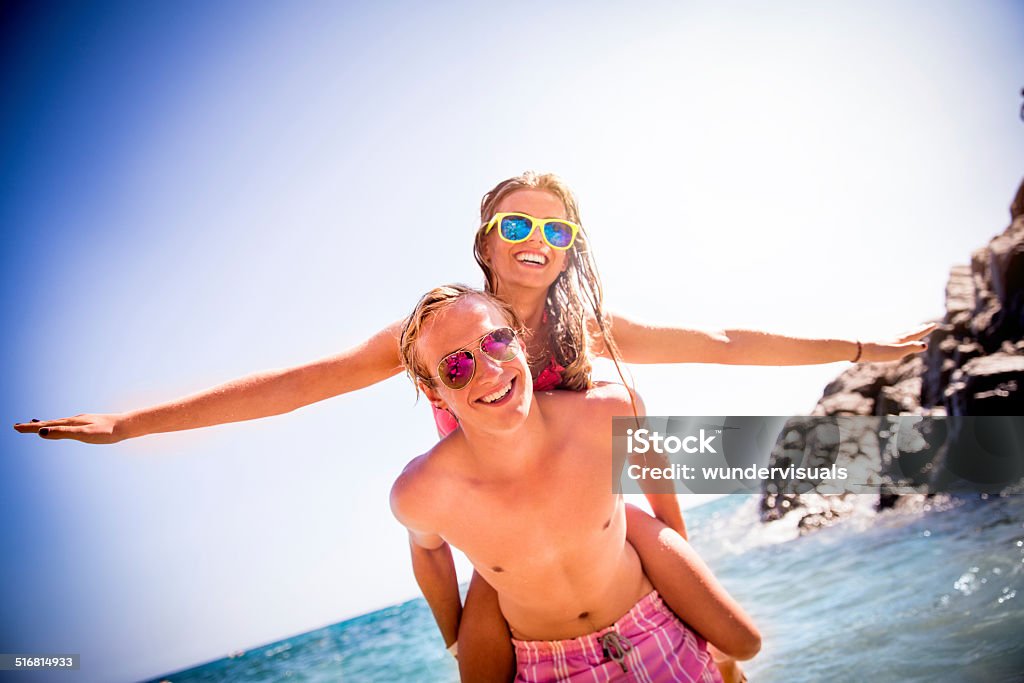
[473,171,628,394]
[399,284,524,395]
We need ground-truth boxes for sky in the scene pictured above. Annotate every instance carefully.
[1,1,1022,681]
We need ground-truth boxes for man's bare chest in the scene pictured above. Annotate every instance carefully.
[437,449,620,574]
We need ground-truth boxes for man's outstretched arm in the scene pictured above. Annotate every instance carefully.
[391,469,462,649]
[408,531,462,649]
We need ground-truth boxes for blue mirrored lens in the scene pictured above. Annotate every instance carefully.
[500,215,533,241]
[544,221,574,248]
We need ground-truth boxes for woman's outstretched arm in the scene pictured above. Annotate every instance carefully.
[603,313,934,366]
[14,321,404,443]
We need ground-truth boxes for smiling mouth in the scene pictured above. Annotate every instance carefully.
[478,377,515,405]
[515,252,548,266]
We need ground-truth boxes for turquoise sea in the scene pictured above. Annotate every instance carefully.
[150,494,1024,682]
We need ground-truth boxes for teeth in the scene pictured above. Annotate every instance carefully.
[481,381,513,404]
[516,253,547,265]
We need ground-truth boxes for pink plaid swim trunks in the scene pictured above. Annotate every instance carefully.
[512,591,723,683]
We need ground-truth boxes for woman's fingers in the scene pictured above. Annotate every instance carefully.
[896,323,937,343]
[38,424,119,444]
[13,417,71,432]
[864,340,927,362]
[895,341,928,357]
[13,416,86,432]
[38,425,88,440]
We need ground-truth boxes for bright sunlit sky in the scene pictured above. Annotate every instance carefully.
[1,1,1022,681]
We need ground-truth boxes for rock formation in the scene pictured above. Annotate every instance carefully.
[761,179,1024,531]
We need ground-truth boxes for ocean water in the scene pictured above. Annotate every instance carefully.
[151,494,1024,682]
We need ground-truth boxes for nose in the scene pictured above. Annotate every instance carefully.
[525,223,547,249]
[475,349,505,380]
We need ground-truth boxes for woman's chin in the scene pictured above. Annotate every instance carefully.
[496,268,559,292]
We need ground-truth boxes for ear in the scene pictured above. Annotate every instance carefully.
[480,237,491,265]
[420,382,449,412]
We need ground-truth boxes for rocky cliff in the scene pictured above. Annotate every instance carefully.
[761,179,1024,531]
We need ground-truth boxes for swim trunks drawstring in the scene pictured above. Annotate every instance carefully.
[598,631,633,673]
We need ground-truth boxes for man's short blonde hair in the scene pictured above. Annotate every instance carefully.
[399,284,524,394]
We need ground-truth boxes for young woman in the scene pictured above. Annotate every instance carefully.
[16,172,932,680]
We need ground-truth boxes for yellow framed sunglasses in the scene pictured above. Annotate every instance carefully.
[484,212,581,251]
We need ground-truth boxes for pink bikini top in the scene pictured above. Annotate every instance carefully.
[532,355,567,391]
[431,355,566,438]
[533,310,566,392]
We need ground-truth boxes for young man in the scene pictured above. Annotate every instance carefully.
[391,285,759,681]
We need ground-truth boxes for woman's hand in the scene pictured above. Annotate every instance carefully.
[856,323,936,363]
[14,413,128,444]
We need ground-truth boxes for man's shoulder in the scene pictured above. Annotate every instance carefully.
[390,438,460,526]
[541,382,639,421]
[393,435,461,488]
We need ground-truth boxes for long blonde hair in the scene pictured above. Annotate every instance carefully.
[472,171,630,397]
